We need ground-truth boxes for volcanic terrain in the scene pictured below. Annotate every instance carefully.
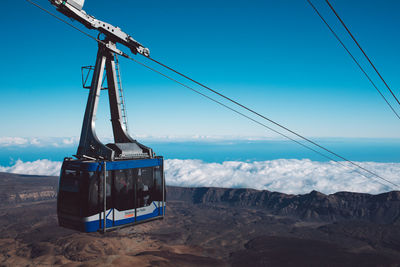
[0,172,399,266]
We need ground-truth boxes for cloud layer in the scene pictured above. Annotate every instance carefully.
[0,159,62,176]
[0,135,286,147]
[0,137,78,148]
[166,159,400,194]
[1,159,399,194]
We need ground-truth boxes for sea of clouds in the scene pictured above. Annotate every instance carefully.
[0,135,287,148]
[0,159,62,176]
[0,158,399,195]
[0,137,78,147]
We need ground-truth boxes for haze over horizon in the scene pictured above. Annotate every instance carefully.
[1,137,400,194]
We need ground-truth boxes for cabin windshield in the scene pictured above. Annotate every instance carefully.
[60,170,81,192]
[58,169,87,216]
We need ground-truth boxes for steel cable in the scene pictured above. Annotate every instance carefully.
[326,0,400,109]
[145,58,399,188]
[127,55,392,189]
[25,0,106,45]
[25,0,400,189]
[306,0,400,121]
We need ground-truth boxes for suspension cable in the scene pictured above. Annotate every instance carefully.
[144,58,398,188]
[25,0,105,45]
[306,0,400,121]
[325,0,400,108]
[25,0,399,189]
[127,55,392,189]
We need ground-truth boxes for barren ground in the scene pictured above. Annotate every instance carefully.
[0,173,399,266]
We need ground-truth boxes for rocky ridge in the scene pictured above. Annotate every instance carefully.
[1,172,399,224]
[0,173,58,205]
[0,172,400,266]
[167,186,400,224]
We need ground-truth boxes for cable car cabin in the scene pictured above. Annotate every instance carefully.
[48,0,164,232]
[57,157,165,232]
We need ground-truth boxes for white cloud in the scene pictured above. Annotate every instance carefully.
[0,135,281,147]
[62,137,76,145]
[164,159,400,194]
[0,137,29,146]
[0,158,399,194]
[30,138,40,146]
[131,134,285,142]
[0,159,62,176]
[0,137,78,148]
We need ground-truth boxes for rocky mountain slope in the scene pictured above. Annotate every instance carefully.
[1,172,399,224]
[0,172,399,266]
[0,173,57,205]
[168,186,400,224]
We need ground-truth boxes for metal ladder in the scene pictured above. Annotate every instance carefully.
[114,54,129,132]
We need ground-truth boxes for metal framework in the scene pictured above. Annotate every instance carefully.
[49,0,165,234]
[49,0,153,161]
[76,39,153,160]
[50,0,149,57]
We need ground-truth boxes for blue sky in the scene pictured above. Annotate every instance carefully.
[2,0,400,140]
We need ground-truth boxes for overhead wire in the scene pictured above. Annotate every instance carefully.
[306,0,400,121]
[325,0,400,108]
[25,0,399,189]
[128,55,392,189]
[145,62,399,189]
[25,0,105,45]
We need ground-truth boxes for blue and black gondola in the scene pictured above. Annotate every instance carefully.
[51,0,167,232]
[57,157,165,232]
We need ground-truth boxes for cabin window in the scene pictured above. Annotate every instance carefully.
[154,167,163,201]
[87,171,100,216]
[60,170,80,192]
[114,169,134,211]
[58,169,85,216]
[87,171,112,216]
[137,167,153,207]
